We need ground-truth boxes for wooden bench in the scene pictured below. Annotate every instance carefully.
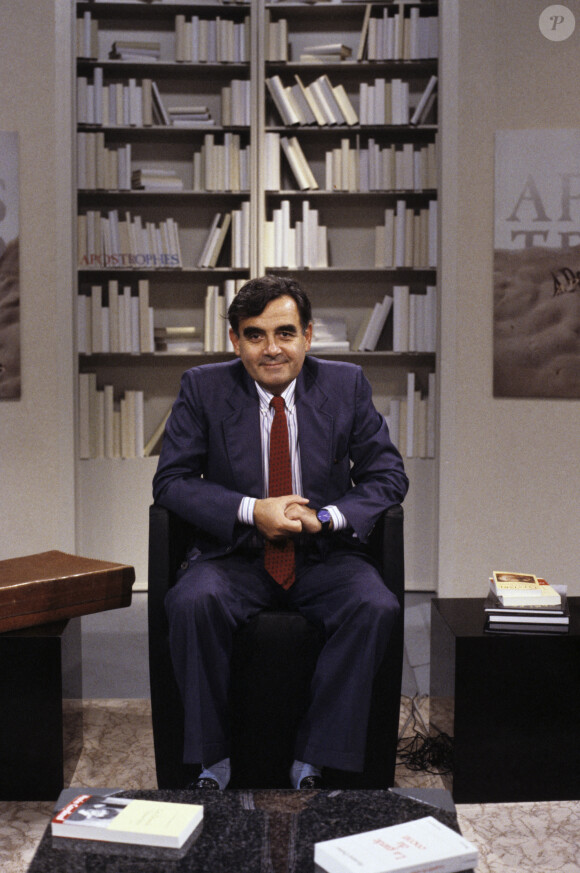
[0,551,135,800]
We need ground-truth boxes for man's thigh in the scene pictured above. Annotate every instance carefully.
[166,552,285,628]
[288,552,399,632]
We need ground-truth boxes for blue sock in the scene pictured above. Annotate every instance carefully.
[290,759,322,788]
[199,757,231,790]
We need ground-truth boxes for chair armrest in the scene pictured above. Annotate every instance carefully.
[148,503,192,636]
[369,504,405,612]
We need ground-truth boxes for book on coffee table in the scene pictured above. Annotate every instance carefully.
[51,793,203,849]
[314,815,478,873]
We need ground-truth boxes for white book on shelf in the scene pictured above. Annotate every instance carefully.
[429,199,438,267]
[406,372,416,459]
[138,279,153,353]
[78,373,95,459]
[130,295,140,355]
[204,285,219,351]
[427,371,437,458]
[197,213,222,268]
[280,136,318,191]
[373,77,386,125]
[411,74,438,126]
[120,394,133,459]
[356,3,372,61]
[394,199,406,268]
[309,78,337,126]
[151,81,170,125]
[78,293,90,356]
[385,398,401,451]
[393,285,410,352]
[93,68,103,126]
[90,285,103,354]
[416,393,428,458]
[134,390,145,458]
[108,280,119,354]
[425,285,437,352]
[103,384,115,459]
[94,389,105,459]
[265,132,281,190]
[206,212,231,269]
[266,75,300,126]
[359,294,393,351]
[332,84,358,127]
[290,83,316,126]
[294,75,326,127]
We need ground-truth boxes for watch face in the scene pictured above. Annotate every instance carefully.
[317,509,332,523]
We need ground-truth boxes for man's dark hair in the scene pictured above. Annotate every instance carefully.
[227,275,312,335]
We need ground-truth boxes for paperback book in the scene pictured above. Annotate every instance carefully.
[490,571,562,607]
[314,815,478,873]
[51,793,203,850]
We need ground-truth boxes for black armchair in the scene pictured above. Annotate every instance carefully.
[148,502,405,790]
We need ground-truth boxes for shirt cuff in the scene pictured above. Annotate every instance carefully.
[324,505,348,532]
[238,496,256,527]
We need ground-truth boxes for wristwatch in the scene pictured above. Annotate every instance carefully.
[316,508,333,533]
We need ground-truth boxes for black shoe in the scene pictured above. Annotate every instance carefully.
[299,775,323,789]
[190,777,220,790]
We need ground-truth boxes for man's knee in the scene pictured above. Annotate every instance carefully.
[165,566,224,627]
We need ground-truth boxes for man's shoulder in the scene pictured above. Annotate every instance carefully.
[182,358,245,385]
[304,355,363,387]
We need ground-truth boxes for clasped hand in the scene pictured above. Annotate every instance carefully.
[254,495,321,541]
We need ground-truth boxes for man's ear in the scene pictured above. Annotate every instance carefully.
[229,327,241,355]
[304,322,313,351]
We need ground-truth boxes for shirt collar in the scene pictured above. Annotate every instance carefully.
[255,379,297,414]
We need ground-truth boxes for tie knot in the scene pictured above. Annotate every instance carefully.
[270,396,285,413]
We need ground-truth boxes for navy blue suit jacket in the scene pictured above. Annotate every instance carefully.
[153,356,408,558]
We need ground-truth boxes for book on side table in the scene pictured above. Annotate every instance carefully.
[485,571,568,634]
[51,793,203,849]
[314,815,478,873]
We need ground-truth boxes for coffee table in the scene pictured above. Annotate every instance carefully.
[430,596,580,803]
[26,788,473,873]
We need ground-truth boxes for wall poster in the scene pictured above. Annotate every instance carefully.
[494,129,580,398]
[0,131,20,399]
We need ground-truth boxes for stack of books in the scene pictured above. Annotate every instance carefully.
[167,105,215,127]
[131,168,184,191]
[109,40,161,62]
[154,326,202,355]
[310,316,349,353]
[299,42,352,63]
[485,571,569,634]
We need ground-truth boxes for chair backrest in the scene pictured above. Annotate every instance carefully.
[148,503,405,789]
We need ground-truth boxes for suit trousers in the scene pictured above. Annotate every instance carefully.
[165,544,400,773]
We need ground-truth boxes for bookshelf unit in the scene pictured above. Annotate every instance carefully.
[73,0,439,590]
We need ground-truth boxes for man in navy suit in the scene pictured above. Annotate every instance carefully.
[153,275,408,790]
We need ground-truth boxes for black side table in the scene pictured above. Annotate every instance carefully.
[430,596,580,803]
[0,619,83,800]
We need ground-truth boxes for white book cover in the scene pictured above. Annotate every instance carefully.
[427,371,437,458]
[406,372,416,459]
[314,816,478,873]
[392,285,410,352]
[108,279,121,352]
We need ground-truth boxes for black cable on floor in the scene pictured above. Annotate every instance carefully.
[397,695,453,775]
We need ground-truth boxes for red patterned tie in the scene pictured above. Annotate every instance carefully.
[264,396,295,589]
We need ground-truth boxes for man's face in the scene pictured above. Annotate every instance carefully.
[229,295,312,394]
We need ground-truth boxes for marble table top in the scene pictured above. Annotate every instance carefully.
[26,787,471,873]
